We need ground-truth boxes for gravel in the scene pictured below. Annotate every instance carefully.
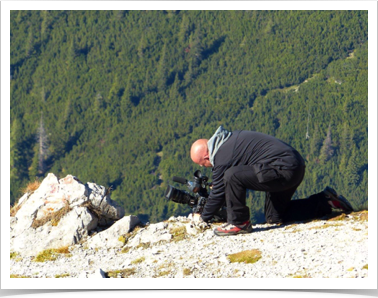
[10,212,368,278]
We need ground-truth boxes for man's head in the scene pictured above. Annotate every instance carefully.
[190,139,213,167]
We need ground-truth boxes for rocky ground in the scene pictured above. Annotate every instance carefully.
[6,173,376,288]
[10,211,368,279]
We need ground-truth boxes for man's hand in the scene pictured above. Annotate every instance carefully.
[190,213,210,230]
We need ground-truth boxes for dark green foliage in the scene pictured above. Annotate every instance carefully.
[10,11,368,223]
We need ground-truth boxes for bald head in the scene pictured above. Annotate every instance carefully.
[190,139,212,167]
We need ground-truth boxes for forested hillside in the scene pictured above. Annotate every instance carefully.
[10,10,368,223]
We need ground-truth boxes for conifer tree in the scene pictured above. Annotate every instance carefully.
[41,10,49,39]
[319,124,334,164]
[309,125,322,162]
[144,68,150,94]
[121,77,132,116]
[157,44,168,92]
[137,35,146,59]
[357,170,368,210]
[94,93,104,113]
[346,146,360,187]
[26,26,34,57]
[190,24,203,68]
[36,113,49,176]
[179,15,189,44]
[41,86,46,103]
[10,119,22,181]
[64,98,72,124]
[340,122,353,155]
[68,37,78,65]
[184,61,193,85]
[169,73,180,99]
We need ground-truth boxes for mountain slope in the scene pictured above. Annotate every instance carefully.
[10,10,368,223]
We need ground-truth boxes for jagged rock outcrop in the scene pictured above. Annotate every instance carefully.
[10,173,201,258]
[10,173,128,257]
[87,215,141,249]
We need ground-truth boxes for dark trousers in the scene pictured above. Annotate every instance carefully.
[223,165,332,225]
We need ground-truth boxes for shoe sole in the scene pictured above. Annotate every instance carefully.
[324,187,354,212]
[214,228,253,236]
[336,195,354,212]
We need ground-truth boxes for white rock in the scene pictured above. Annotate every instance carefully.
[11,206,97,256]
[87,268,107,278]
[87,215,140,249]
[10,174,126,257]
[78,272,88,278]
[86,182,125,224]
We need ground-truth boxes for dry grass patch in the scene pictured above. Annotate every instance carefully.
[11,179,43,216]
[54,246,70,254]
[22,179,42,194]
[136,242,150,249]
[131,256,145,265]
[326,210,368,222]
[156,261,175,277]
[10,274,29,278]
[31,200,71,229]
[118,225,144,247]
[34,247,72,262]
[10,251,23,262]
[10,203,22,217]
[169,225,187,242]
[293,274,311,278]
[227,249,262,264]
[362,264,368,270]
[10,252,19,259]
[353,211,368,221]
[308,223,342,230]
[107,268,136,278]
[121,247,131,254]
[328,214,347,221]
[183,268,192,276]
[118,235,126,245]
[55,273,70,278]
[156,270,170,277]
[284,223,299,230]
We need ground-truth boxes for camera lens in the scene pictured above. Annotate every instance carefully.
[165,185,197,206]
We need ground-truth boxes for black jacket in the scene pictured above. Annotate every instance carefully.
[201,130,305,222]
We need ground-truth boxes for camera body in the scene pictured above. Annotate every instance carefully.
[164,170,227,222]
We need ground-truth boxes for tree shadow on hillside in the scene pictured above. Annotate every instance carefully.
[202,36,226,60]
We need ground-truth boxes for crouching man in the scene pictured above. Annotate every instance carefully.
[190,126,354,236]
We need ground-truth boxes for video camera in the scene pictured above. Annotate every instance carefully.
[164,170,227,222]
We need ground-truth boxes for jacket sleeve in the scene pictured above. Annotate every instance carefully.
[200,164,229,222]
